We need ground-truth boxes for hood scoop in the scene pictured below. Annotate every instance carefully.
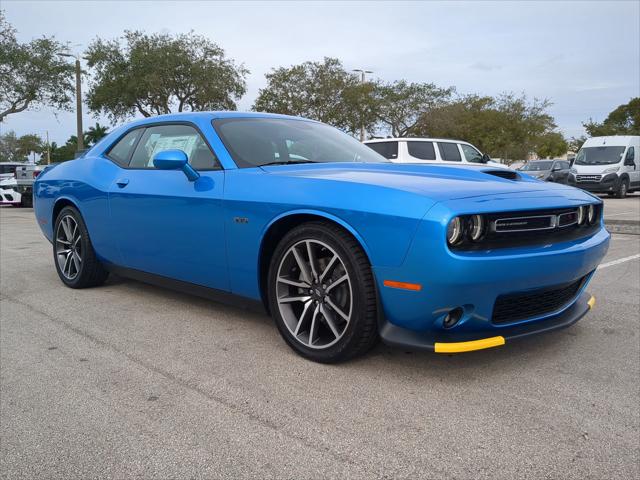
[482,169,521,181]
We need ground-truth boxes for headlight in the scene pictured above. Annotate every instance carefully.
[602,166,619,175]
[577,206,586,225]
[468,214,485,241]
[447,217,463,245]
[587,204,597,224]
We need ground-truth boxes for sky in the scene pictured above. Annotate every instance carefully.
[2,0,639,144]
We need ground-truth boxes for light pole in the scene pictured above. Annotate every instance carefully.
[58,52,84,152]
[353,69,373,142]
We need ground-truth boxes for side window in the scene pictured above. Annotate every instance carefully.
[129,124,219,169]
[407,141,436,160]
[107,129,143,167]
[438,142,462,162]
[561,161,570,169]
[460,144,483,163]
[626,147,635,161]
[365,141,398,160]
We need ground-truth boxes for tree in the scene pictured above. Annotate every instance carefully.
[0,131,44,162]
[373,80,454,137]
[534,131,568,159]
[583,98,640,136]
[85,30,248,122]
[0,11,75,122]
[253,57,376,136]
[0,131,25,162]
[85,122,109,145]
[568,135,587,153]
[17,134,43,162]
[419,93,561,162]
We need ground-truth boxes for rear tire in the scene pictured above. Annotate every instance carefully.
[53,206,109,288]
[268,221,378,363]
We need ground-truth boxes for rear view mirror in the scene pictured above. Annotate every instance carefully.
[153,149,200,181]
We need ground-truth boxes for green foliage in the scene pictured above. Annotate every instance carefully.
[534,131,568,159]
[253,57,375,136]
[0,131,43,162]
[0,11,75,121]
[0,131,24,162]
[85,30,248,122]
[419,94,564,162]
[85,122,109,145]
[568,135,587,153]
[583,98,640,136]
[373,80,454,137]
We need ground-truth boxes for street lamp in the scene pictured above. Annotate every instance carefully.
[58,51,84,152]
[353,69,373,142]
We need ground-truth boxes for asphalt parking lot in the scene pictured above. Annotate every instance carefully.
[599,191,640,222]
[1,207,638,479]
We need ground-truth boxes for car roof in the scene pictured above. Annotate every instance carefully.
[122,111,314,128]
[364,137,470,144]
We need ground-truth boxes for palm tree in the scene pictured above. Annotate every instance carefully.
[85,122,109,146]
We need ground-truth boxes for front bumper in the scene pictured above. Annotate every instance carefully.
[569,173,619,193]
[373,193,610,351]
[380,291,595,352]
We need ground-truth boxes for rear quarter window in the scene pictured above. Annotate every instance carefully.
[365,141,398,160]
[107,129,143,167]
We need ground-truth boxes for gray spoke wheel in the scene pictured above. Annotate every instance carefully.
[268,221,378,363]
[53,206,109,288]
[276,240,353,349]
[55,214,82,280]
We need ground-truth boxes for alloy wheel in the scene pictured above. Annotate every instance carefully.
[276,239,353,349]
[55,215,82,280]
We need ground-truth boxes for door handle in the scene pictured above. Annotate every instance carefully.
[116,178,129,188]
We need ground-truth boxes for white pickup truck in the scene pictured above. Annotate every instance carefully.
[13,164,45,207]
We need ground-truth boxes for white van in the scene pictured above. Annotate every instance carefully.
[364,138,509,169]
[569,136,640,198]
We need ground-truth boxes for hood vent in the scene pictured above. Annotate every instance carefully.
[483,169,520,181]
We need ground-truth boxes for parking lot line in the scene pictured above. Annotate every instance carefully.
[597,253,640,270]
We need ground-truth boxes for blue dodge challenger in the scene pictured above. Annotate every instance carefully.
[34,112,610,362]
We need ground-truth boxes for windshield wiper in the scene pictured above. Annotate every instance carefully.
[259,160,316,167]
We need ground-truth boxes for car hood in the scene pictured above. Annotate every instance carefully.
[261,162,579,202]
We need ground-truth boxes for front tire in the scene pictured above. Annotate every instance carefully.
[53,206,109,288]
[616,178,629,198]
[268,222,378,363]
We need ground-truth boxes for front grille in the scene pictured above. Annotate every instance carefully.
[492,274,589,324]
[576,174,601,183]
[451,205,602,251]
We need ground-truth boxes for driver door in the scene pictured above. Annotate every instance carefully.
[108,123,228,291]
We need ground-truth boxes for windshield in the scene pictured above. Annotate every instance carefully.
[213,118,388,168]
[521,161,553,171]
[574,146,625,166]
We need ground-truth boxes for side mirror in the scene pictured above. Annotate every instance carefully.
[481,153,491,164]
[624,157,635,167]
[552,165,561,171]
[153,149,200,181]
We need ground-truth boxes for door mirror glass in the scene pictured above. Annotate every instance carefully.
[153,149,200,181]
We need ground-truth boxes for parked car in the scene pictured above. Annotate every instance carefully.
[34,112,609,363]
[518,159,571,183]
[569,135,640,198]
[364,137,509,168]
[0,162,25,206]
[14,164,45,207]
